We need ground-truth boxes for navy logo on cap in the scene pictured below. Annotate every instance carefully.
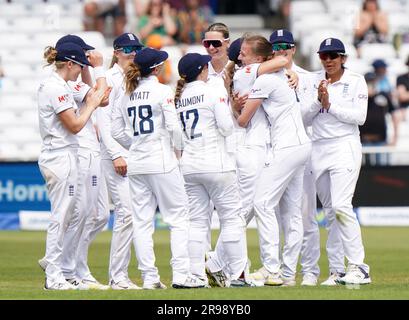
[325,38,332,46]
[278,30,284,37]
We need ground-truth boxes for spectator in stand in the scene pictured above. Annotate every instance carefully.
[396,56,409,121]
[83,0,126,37]
[372,59,393,96]
[353,0,388,51]
[360,72,400,165]
[137,0,178,47]
[176,0,214,44]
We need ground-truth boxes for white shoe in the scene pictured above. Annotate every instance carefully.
[248,266,283,286]
[111,280,142,290]
[143,281,167,290]
[66,278,90,290]
[81,278,110,290]
[321,272,345,286]
[301,273,318,286]
[338,265,371,285]
[38,257,48,272]
[172,276,206,289]
[44,279,75,291]
[281,276,296,287]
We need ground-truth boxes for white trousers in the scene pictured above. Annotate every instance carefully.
[254,143,311,274]
[207,145,265,274]
[185,171,247,281]
[312,137,369,273]
[38,148,78,284]
[62,149,108,280]
[99,159,135,283]
[299,158,321,277]
[129,167,190,285]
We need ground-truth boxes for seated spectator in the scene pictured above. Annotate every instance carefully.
[354,0,388,50]
[396,56,409,121]
[372,59,393,95]
[360,72,400,165]
[83,0,126,37]
[176,0,214,44]
[137,0,178,47]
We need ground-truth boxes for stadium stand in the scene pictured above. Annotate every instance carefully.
[0,0,408,163]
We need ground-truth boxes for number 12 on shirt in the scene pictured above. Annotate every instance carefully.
[127,105,154,136]
[180,109,202,139]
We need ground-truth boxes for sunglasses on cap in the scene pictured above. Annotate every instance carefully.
[319,52,345,60]
[272,43,294,51]
[117,46,142,54]
[65,57,85,69]
[202,39,228,48]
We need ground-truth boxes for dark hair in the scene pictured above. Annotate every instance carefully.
[363,0,379,11]
[206,22,229,39]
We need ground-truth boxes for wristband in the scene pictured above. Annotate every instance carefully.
[94,66,106,79]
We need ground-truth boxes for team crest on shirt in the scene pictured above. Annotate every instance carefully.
[245,66,251,74]
[73,83,84,91]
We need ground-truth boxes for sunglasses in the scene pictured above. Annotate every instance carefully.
[319,52,345,60]
[118,46,142,54]
[202,39,226,48]
[272,43,294,51]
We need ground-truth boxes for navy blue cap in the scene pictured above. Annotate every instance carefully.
[364,72,376,82]
[114,33,143,49]
[178,53,212,82]
[56,34,94,51]
[269,29,295,44]
[134,47,168,76]
[317,38,346,53]
[228,38,243,64]
[55,42,92,67]
[372,59,387,69]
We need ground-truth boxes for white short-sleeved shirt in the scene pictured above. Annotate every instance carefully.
[97,63,129,160]
[38,72,78,151]
[304,69,368,141]
[67,81,100,153]
[249,70,310,150]
[176,80,235,175]
[233,63,269,147]
[111,76,182,175]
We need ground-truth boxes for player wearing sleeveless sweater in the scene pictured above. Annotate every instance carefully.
[111,48,206,289]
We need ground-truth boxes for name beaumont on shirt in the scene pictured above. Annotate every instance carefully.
[177,94,204,108]
[130,91,150,100]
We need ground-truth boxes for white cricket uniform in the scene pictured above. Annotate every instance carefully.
[111,75,190,286]
[96,63,135,284]
[37,72,79,286]
[206,63,269,276]
[304,68,370,274]
[250,70,311,274]
[176,80,247,281]
[61,80,107,281]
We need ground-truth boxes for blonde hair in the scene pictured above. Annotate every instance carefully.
[206,22,230,39]
[225,61,236,98]
[109,54,119,69]
[242,34,273,61]
[174,76,187,107]
[124,62,141,94]
[43,46,66,69]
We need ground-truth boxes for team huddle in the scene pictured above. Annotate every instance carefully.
[36,22,371,291]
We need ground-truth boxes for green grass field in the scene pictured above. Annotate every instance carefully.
[0,227,409,300]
